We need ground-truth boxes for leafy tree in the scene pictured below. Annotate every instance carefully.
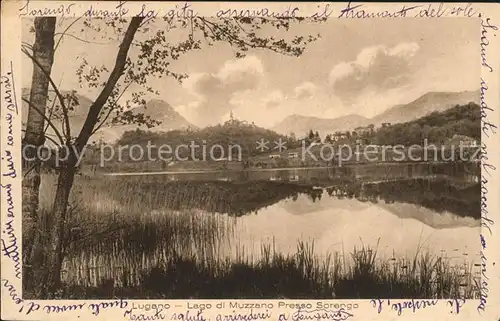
[372,103,480,146]
[116,121,295,160]
[22,15,322,297]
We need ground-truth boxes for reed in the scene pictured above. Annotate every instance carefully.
[52,241,479,299]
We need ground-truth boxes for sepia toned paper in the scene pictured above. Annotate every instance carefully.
[1,1,499,321]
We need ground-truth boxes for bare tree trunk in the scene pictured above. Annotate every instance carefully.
[39,160,77,298]
[22,17,56,293]
[40,17,144,297]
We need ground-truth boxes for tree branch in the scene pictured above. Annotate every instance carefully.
[55,32,110,46]
[54,17,82,52]
[91,80,133,135]
[232,18,250,35]
[21,42,33,51]
[198,17,217,39]
[198,17,298,57]
[61,94,72,143]
[22,97,65,145]
[44,73,65,135]
[75,17,144,152]
[22,47,72,143]
[22,129,61,148]
[92,57,156,135]
[23,161,38,178]
[22,131,60,178]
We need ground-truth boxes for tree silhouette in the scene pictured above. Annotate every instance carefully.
[314,131,320,142]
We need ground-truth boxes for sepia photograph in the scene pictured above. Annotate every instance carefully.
[19,13,482,301]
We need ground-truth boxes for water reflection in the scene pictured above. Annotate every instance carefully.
[107,165,480,265]
[115,174,479,220]
[226,189,479,265]
[127,163,480,273]
[64,162,480,295]
[173,177,480,267]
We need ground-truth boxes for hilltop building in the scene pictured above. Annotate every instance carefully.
[331,131,349,142]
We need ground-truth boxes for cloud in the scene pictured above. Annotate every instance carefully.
[217,55,264,91]
[181,55,265,126]
[293,81,318,100]
[263,90,285,109]
[191,74,225,96]
[230,82,345,129]
[329,42,420,103]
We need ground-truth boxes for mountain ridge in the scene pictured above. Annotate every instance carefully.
[21,88,196,143]
[21,88,480,143]
[272,90,480,136]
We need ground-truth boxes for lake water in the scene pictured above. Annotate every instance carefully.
[133,163,481,265]
[218,187,480,264]
[63,162,482,292]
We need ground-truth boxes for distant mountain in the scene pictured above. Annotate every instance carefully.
[131,99,195,131]
[281,192,478,229]
[272,114,369,136]
[272,90,480,136]
[21,89,195,143]
[370,90,480,125]
[97,99,197,142]
[21,88,91,141]
[378,203,479,229]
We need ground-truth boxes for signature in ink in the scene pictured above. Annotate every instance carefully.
[292,308,353,321]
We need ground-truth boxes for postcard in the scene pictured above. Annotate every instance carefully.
[1,1,499,321]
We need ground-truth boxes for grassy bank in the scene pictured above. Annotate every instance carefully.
[54,241,478,300]
[27,174,479,299]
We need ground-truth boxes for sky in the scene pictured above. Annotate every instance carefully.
[22,17,480,129]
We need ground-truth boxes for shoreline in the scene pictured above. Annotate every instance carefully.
[100,161,479,176]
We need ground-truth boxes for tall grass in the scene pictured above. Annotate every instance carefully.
[32,174,479,299]
[54,240,479,299]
